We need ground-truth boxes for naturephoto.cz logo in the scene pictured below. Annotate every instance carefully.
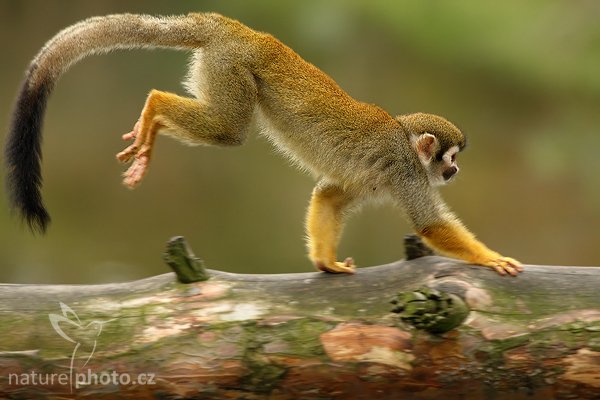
[8,302,156,392]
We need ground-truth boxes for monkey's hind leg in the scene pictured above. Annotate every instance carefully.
[306,182,356,274]
[116,90,192,187]
[117,85,255,188]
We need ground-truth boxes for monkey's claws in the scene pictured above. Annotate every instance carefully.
[316,257,356,274]
[116,144,138,164]
[484,256,523,277]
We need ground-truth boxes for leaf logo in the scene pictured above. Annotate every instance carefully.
[48,302,116,392]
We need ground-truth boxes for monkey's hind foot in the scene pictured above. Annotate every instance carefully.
[316,257,356,274]
[116,121,155,189]
[116,121,141,164]
[121,153,150,189]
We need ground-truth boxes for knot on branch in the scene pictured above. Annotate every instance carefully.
[391,287,469,334]
[163,236,210,283]
[403,234,434,260]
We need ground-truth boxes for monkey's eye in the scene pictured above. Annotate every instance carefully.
[451,154,456,163]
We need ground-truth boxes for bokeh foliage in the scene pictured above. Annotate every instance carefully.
[0,0,598,283]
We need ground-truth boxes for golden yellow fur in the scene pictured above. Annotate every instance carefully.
[6,12,522,276]
[419,223,520,276]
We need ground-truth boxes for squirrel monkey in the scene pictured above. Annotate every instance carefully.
[5,13,523,276]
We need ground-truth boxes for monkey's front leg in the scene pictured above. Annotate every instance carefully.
[305,182,356,274]
[419,222,524,276]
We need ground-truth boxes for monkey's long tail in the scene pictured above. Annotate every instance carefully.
[5,13,213,233]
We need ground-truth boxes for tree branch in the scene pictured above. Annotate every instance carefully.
[0,236,598,399]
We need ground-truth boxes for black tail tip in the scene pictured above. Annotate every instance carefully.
[25,208,51,234]
[11,203,51,234]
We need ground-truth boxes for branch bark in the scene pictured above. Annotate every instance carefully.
[0,237,598,399]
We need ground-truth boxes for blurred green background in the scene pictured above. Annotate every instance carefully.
[1,0,598,283]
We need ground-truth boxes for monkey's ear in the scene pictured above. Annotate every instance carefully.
[415,133,438,161]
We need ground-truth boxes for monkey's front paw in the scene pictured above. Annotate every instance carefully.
[481,256,523,277]
[315,257,356,274]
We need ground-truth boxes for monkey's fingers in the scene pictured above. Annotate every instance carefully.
[122,131,136,141]
[116,144,139,163]
[117,122,143,162]
[122,121,140,141]
[489,257,523,277]
[502,257,524,272]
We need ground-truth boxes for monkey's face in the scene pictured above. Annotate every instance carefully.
[431,145,460,186]
[397,113,466,186]
[413,133,461,186]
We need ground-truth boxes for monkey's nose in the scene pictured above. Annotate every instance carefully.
[443,167,458,181]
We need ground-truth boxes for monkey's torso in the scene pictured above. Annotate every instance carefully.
[182,14,410,198]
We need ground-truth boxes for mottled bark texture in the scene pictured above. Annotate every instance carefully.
[0,238,598,399]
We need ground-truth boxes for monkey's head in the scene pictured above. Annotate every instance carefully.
[396,113,466,186]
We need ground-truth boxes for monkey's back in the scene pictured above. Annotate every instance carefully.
[178,13,411,195]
